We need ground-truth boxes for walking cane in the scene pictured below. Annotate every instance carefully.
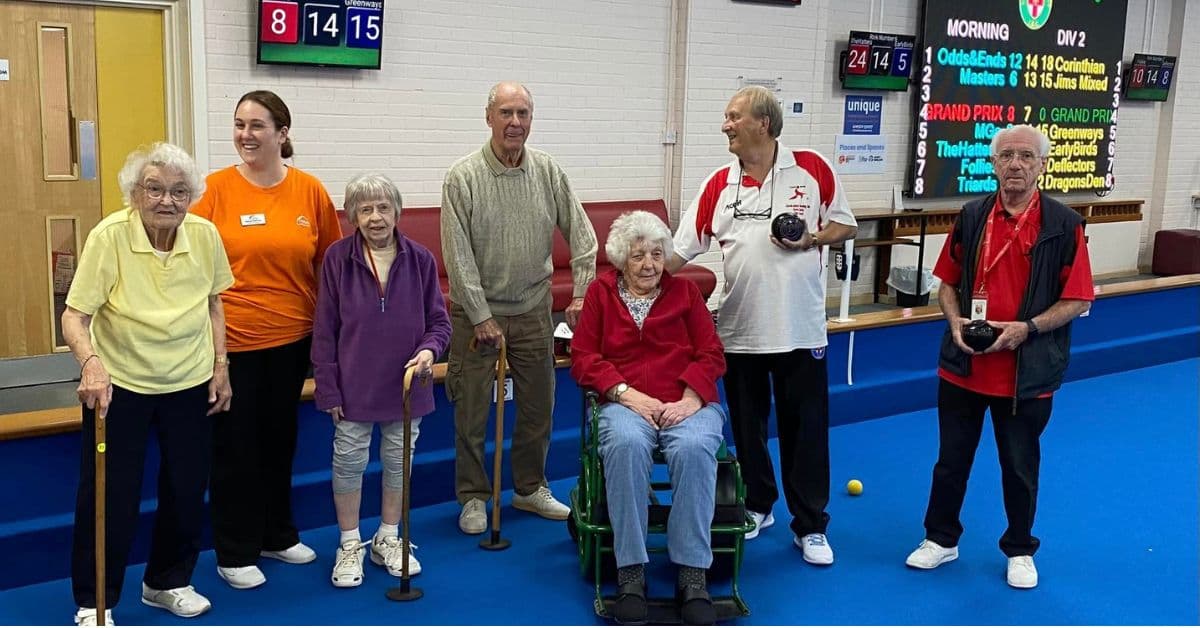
[471,337,511,551]
[94,408,107,625]
[386,365,424,602]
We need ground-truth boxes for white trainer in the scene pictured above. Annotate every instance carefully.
[794,533,835,565]
[459,498,488,535]
[260,542,317,564]
[744,511,775,540]
[217,565,266,589]
[371,534,422,576]
[512,486,570,520]
[141,584,211,618]
[905,539,959,569]
[331,540,367,588]
[74,608,114,626]
[1007,555,1038,589]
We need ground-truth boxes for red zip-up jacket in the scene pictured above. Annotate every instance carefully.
[570,269,725,404]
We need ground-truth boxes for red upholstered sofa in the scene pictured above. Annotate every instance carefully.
[338,199,718,312]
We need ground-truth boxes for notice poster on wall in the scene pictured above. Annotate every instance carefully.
[835,134,887,175]
[908,0,1128,198]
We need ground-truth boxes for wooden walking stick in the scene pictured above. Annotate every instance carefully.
[386,365,425,602]
[471,338,511,551]
[95,408,107,626]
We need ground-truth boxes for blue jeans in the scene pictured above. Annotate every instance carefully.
[597,402,726,569]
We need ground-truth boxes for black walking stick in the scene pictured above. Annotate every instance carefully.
[387,365,425,602]
[94,407,107,625]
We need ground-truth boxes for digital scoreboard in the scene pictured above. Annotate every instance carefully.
[257,0,384,69]
[1125,53,1176,102]
[909,0,1128,198]
[841,31,916,91]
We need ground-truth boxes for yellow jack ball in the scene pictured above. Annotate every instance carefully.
[847,479,863,496]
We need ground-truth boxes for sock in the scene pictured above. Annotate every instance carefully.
[678,566,706,590]
[339,528,360,545]
[376,523,399,540]
[617,563,645,586]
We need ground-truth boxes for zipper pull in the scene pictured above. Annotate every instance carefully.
[380,297,385,312]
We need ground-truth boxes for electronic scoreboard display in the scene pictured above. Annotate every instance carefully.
[257,0,384,69]
[841,31,916,91]
[1125,53,1176,102]
[909,0,1128,198]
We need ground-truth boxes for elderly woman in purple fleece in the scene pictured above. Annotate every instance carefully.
[311,173,451,588]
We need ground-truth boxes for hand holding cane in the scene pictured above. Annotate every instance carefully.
[386,365,425,602]
[470,337,511,551]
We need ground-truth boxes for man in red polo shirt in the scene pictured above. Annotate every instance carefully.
[905,124,1094,589]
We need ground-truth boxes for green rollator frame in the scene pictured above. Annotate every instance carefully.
[568,391,755,623]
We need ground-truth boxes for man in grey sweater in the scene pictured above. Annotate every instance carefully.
[441,81,598,534]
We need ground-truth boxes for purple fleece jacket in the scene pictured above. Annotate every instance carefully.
[311,227,451,421]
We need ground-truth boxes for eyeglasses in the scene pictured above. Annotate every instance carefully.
[139,182,191,202]
[731,163,776,222]
[993,150,1041,165]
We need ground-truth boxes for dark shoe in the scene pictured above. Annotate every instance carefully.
[676,585,715,625]
[612,581,648,625]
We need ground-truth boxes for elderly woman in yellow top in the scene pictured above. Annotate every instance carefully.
[61,143,234,627]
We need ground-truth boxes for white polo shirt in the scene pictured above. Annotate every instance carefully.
[675,144,856,353]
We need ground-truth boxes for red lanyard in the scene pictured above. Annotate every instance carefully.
[977,194,1036,295]
[363,242,386,312]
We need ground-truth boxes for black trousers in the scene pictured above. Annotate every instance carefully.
[71,383,211,608]
[923,379,1053,557]
[209,336,311,567]
[724,348,830,537]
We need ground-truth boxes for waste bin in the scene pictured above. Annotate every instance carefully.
[886,265,937,307]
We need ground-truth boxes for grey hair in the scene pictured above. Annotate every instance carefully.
[605,211,673,269]
[990,124,1051,158]
[117,142,204,207]
[343,173,403,217]
[734,85,783,138]
[487,81,534,111]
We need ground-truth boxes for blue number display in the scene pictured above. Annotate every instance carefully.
[346,7,382,49]
[303,2,342,47]
[891,47,912,77]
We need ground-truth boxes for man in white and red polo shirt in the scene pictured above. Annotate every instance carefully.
[667,85,858,566]
[904,124,1094,590]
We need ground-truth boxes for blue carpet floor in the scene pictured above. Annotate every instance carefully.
[1,359,1196,625]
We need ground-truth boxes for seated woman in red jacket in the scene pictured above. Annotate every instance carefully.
[570,210,727,626]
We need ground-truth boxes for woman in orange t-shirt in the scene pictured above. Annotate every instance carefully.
[192,90,342,589]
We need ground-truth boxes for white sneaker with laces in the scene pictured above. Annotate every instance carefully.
[74,608,114,626]
[794,533,835,565]
[260,542,317,564]
[459,498,488,535]
[1006,555,1038,589]
[744,511,774,540]
[331,540,367,588]
[371,534,422,576]
[905,539,959,569]
[217,565,266,589]
[512,486,570,520]
[140,584,212,618]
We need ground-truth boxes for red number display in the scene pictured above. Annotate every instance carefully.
[261,0,299,44]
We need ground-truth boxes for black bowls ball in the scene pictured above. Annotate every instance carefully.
[962,319,999,352]
[771,212,807,242]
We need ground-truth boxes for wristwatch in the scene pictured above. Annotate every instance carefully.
[611,382,629,402]
[1025,319,1040,337]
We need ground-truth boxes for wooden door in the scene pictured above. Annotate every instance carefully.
[0,1,101,357]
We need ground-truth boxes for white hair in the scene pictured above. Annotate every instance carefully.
[487,82,534,111]
[117,142,204,207]
[990,124,1051,158]
[605,211,673,268]
[344,173,403,217]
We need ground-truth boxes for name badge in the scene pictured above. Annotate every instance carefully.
[240,213,266,227]
[970,298,988,321]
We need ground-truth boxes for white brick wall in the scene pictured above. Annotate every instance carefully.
[198,0,1198,291]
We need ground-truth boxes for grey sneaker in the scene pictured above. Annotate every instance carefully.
[140,584,212,618]
[459,498,488,535]
[512,486,570,520]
